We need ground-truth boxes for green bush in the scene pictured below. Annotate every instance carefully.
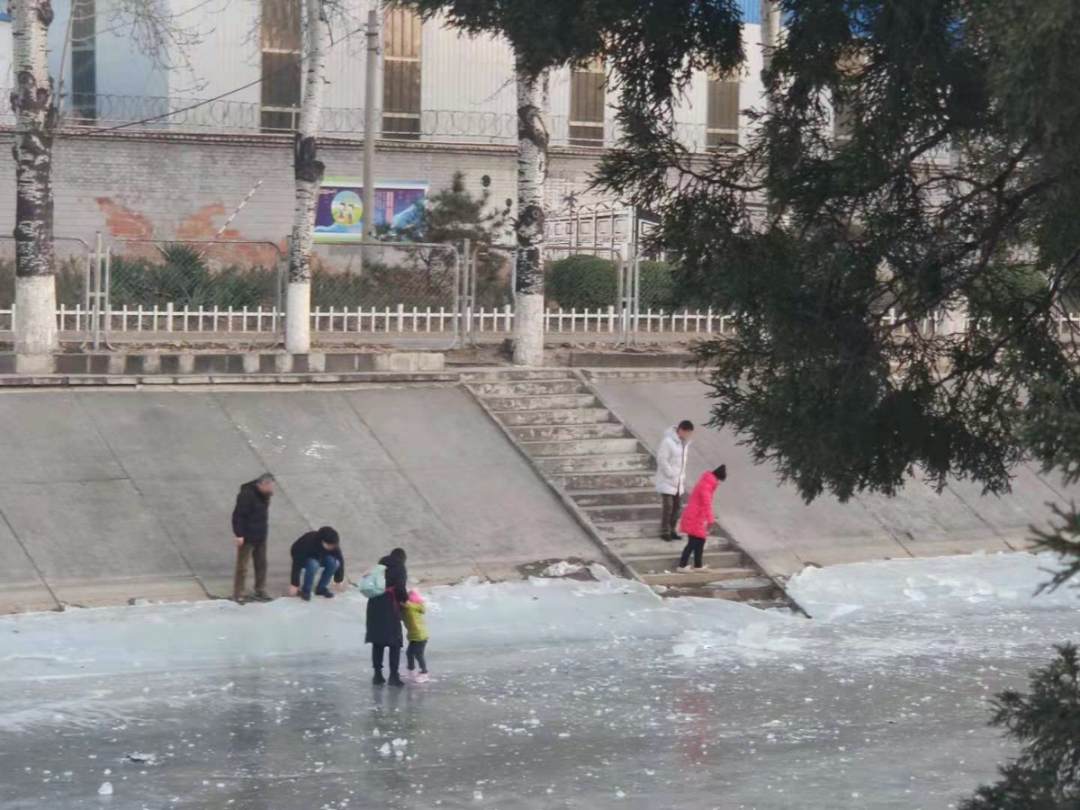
[638,260,677,310]
[548,254,618,310]
[109,245,279,309]
[311,262,454,310]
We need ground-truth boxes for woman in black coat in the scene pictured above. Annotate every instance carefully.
[366,547,408,686]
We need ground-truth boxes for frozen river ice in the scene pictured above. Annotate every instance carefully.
[1,553,1078,809]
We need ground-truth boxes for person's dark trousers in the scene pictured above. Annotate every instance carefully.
[372,644,402,677]
[233,540,268,599]
[679,536,706,569]
[660,493,682,539]
[301,556,339,596]
[406,641,428,674]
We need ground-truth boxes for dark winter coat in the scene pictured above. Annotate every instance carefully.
[365,554,408,647]
[231,480,271,544]
[289,532,346,588]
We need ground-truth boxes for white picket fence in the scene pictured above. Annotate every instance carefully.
[3,303,1078,339]
[0,303,736,336]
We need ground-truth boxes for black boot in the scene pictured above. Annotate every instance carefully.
[315,587,334,598]
[387,673,405,687]
[373,670,386,686]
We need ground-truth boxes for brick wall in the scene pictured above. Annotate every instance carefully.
[0,130,608,248]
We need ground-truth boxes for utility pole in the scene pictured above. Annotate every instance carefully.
[362,7,379,265]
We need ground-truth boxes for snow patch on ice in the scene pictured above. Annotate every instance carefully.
[788,551,1074,621]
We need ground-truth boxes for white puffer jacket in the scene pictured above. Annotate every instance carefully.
[655,426,689,495]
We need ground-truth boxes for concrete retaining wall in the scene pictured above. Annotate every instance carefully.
[0,385,599,612]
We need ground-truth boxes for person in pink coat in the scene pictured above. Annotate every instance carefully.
[677,465,727,571]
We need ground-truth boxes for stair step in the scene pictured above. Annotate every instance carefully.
[583,502,663,522]
[668,582,782,602]
[471,379,585,396]
[496,407,616,427]
[460,370,575,382]
[642,567,762,587]
[553,471,657,491]
[484,393,599,411]
[570,488,658,507]
[512,422,630,441]
[626,550,744,574]
[524,438,642,457]
[537,453,654,475]
[607,535,736,557]
[596,519,669,539]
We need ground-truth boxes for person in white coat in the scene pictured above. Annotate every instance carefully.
[655,420,694,541]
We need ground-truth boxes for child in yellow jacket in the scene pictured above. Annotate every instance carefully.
[402,590,430,682]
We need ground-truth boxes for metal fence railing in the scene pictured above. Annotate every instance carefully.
[309,240,462,348]
[0,235,95,342]
[100,239,286,346]
[0,88,715,152]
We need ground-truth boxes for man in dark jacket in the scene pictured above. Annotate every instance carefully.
[366,547,408,686]
[231,473,275,602]
[288,526,346,601]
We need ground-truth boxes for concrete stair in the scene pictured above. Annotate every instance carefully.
[511,422,630,441]
[465,371,795,610]
[570,488,658,507]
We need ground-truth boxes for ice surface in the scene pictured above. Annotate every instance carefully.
[0,552,1078,809]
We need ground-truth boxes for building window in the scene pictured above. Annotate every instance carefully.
[833,55,862,144]
[706,72,739,149]
[260,0,302,132]
[71,0,97,121]
[383,7,421,139]
[833,99,855,143]
[569,57,605,146]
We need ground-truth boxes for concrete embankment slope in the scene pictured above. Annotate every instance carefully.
[0,385,599,613]
[594,378,1078,578]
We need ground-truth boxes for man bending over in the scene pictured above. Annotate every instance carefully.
[289,526,346,601]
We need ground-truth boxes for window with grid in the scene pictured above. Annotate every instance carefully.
[833,54,862,143]
[833,99,856,142]
[260,0,302,132]
[71,0,97,121]
[383,7,422,139]
[569,57,605,146]
[706,72,739,149]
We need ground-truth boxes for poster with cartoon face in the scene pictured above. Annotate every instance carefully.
[314,180,427,242]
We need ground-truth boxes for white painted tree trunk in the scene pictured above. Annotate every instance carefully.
[512,63,549,367]
[286,0,330,354]
[759,0,781,224]
[11,0,59,356]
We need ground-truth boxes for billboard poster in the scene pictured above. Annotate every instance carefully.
[313,179,427,242]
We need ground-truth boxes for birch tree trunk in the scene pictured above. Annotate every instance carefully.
[285,0,330,354]
[512,62,549,367]
[11,0,59,360]
[759,0,779,85]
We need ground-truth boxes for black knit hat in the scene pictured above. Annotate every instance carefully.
[317,526,340,545]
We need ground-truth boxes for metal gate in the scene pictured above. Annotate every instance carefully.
[0,235,95,343]
[308,239,462,349]
[87,239,286,347]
